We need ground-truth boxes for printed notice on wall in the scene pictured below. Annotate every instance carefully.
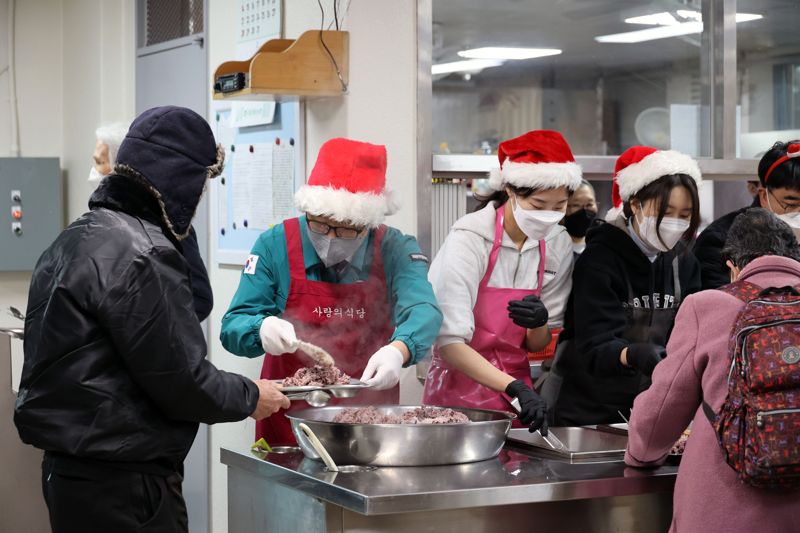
[214,113,234,236]
[231,101,276,128]
[231,143,273,230]
[217,161,229,234]
[272,144,295,221]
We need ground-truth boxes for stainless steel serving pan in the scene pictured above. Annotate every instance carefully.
[595,423,629,436]
[287,405,514,466]
[507,427,629,463]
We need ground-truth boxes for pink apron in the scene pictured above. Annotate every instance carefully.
[256,218,397,445]
[423,205,545,423]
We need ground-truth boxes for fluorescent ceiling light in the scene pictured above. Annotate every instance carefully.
[625,12,679,26]
[431,59,504,75]
[457,47,562,60]
[734,13,763,23]
[597,21,703,43]
[598,11,762,43]
[675,10,702,22]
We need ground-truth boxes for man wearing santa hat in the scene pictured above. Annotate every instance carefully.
[553,145,703,427]
[422,130,581,435]
[221,138,442,444]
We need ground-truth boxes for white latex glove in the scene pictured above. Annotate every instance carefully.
[259,316,299,355]
[360,345,404,391]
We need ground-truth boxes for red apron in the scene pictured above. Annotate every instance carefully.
[256,218,397,445]
[423,205,545,426]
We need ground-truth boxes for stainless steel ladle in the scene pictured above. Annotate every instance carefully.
[286,389,332,407]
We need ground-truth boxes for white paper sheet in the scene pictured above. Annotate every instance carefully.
[231,143,273,230]
[214,115,235,234]
[231,101,276,128]
[272,144,295,221]
[217,165,229,234]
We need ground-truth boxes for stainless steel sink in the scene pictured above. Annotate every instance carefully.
[507,426,629,463]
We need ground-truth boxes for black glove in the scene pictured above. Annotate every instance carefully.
[626,343,666,377]
[507,295,549,329]
[506,379,549,435]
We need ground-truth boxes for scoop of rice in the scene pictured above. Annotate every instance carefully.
[332,406,469,424]
[283,365,351,387]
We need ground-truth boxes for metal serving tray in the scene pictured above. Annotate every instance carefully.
[507,426,629,463]
[595,423,629,436]
[274,379,369,399]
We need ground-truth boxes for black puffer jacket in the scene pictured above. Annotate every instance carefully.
[692,207,748,290]
[15,106,257,466]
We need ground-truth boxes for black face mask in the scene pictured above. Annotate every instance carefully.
[563,208,597,238]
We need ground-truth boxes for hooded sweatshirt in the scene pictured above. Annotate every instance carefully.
[555,214,701,425]
[430,202,574,347]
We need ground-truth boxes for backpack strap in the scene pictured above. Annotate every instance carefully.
[758,285,800,298]
[718,280,763,304]
[702,400,716,425]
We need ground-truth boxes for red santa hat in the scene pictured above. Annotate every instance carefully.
[488,130,583,191]
[606,146,702,221]
[294,138,399,227]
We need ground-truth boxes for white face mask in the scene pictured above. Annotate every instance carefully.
[308,228,367,268]
[767,193,800,240]
[511,196,565,241]
[636,213,690,252]
[88,166,107,184]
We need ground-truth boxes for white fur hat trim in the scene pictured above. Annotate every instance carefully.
[294,185,400,228]
[615,150,702,201]
[488,160,583,191]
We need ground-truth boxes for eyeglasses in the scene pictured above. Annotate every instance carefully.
[769,190,800,214]
[306,218,364,239]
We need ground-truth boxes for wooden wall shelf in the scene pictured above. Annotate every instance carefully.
[213,30,349,101]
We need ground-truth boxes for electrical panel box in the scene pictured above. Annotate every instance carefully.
[0,158,63,271]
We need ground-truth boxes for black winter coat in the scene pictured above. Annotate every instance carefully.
[692,207,748,290]
[182,226,214,321]
[14,176,257,466]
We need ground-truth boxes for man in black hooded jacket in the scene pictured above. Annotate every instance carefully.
[14,106,289,532]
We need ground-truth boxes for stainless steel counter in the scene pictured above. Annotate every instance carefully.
[221,444,677,532]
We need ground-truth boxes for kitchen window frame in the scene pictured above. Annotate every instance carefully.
[417,0,754,254]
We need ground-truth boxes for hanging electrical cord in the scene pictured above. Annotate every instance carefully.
[317,0,348,92]
[333,0,339,30]
[326,1,350,31]
[8,0,20,156]
[338,0,352,29]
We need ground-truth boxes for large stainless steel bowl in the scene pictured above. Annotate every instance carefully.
[287,405,513,466]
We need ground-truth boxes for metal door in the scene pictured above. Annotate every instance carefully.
[135,1,210,532]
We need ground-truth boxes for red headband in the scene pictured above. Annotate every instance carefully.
[763,143,800,184]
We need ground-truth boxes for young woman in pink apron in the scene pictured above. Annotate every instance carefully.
[423,131,583,433]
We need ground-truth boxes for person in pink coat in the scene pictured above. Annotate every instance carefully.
[625,208,800,532]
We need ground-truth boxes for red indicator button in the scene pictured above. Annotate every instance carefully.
[12,209,22,220]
